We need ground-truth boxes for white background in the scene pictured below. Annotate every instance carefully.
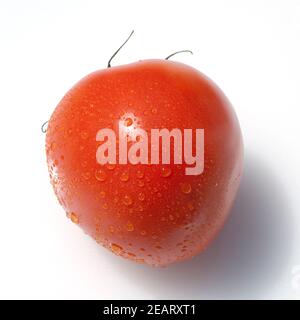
[0,0,300,299]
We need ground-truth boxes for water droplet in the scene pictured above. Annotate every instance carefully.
[138,192,145,201]
[50,142,56,151]
[111,243,123,254]
[124,117,133,126]
[126,222,134,232]
[127,252,136,258]
[120,171,129,182]
[82,172,91,180]
[81,160,88,168]
[136,170,144,179]
[187,202,194,210]
[180,182,192,194]
[69,212,79,224]
[95,169,106,181]
[123,195,133,206]
[106,163,116,170]
[80,131,89,139]
[102,203,108,209]
[161,167,172,177]
[99,191,106,198]
[138,180,145,187]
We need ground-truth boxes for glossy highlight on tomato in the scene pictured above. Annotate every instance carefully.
[45,59,243,266]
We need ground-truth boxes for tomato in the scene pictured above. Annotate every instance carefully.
[45,59,243,266]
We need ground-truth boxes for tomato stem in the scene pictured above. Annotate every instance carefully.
[107,30,135,68]
[165,50,193,60]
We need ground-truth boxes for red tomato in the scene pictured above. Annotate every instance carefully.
[46,59,243,266]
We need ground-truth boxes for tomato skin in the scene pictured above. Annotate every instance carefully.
[46,59,243,266]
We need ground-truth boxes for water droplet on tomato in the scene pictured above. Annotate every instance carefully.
[123,195,133,206]
[161,167,172,177]
[126,222,134,232]
[80,131,89,139]
[82,172,91,180]
[95,169,106,181]
[136,170,144,179]
[99,191,106,198]
[102,203,108,209]
[120,171,129,182]
[69,212,79,224]
[138,192,145,201]
[124,117,133,126]
[127,252,136,258]
[106,163,116,170]
[111,243,122,254]
[138,180,145,187]
[50,142,57,152]
[180,182,192,194]
[81,160,88,168]
[187,202,194,210]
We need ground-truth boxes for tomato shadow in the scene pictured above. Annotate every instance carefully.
[111,155,294,299]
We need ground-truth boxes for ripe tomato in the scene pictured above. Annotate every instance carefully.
[46,59,243,266]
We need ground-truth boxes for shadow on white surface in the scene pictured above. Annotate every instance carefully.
[111,155,294,299]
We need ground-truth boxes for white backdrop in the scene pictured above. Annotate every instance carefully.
[0,0,300,299]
